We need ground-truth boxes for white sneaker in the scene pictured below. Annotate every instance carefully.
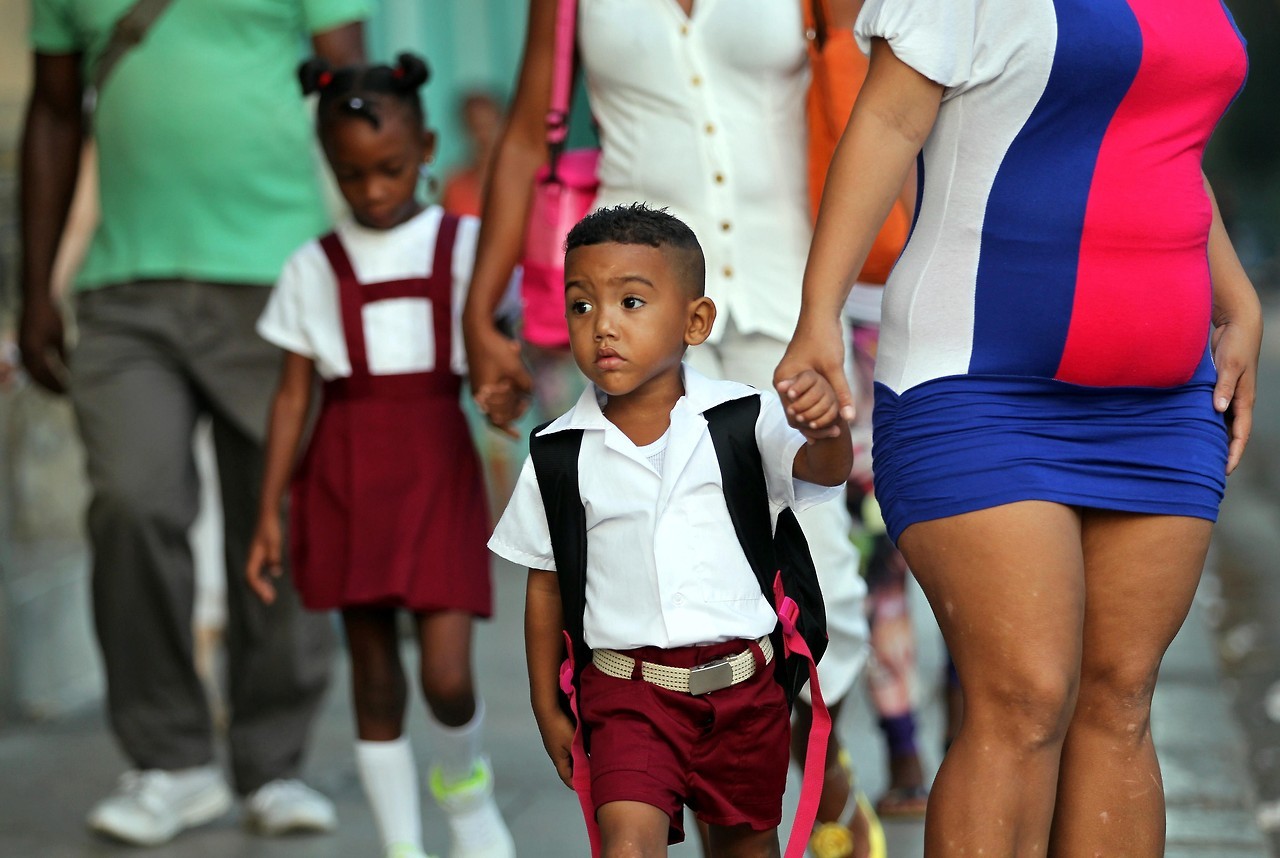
[429,757,515,858]
[87,766,233,846]
[386,843,438,858]
[244,778,337,835]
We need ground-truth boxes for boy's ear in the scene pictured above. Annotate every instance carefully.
[684,296,717,346]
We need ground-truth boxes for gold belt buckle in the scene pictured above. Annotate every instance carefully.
[687,657,734,695]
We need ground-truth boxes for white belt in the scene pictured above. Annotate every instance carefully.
[592,636,773,696]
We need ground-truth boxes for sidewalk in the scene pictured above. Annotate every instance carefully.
[0,546,1270,857]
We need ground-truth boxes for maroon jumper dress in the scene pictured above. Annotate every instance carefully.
[289,215,493,616]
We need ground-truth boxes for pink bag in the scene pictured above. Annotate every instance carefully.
[521,0,600,350]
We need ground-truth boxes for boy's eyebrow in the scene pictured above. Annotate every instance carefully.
[609,274,656,288]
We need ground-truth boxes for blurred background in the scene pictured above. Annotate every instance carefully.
[0,0,1277,855]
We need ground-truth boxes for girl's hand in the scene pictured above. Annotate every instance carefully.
[246,518,284,605]
[778,370,844,440]
[774,315,855,428]
[1212,315,1262,475]
[534,708,577,790]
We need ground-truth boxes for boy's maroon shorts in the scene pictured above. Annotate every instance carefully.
[578,639,791,844]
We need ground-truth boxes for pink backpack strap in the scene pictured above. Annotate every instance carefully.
[558,632,602,857]
[775,573,833,858]
[546,0,577,148]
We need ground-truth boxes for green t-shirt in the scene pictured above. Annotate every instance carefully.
[30,0,369,289]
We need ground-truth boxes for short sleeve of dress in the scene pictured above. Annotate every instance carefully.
[257,248,319,359]
[855,0,978,91]
[753,393,843,514]
[488,457,557,572]
[30,0,82,54]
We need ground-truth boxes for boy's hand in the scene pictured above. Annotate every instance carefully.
[534,708,577,790]
[245,518,283,605]
[777,369,843,440]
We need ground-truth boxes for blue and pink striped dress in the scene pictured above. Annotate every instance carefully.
[854,0,1248,540]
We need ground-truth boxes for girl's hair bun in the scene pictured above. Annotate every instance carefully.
[392,53,431,90]
[298,57,334,96]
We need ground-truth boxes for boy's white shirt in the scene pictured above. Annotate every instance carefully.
[257,206,478,380]
[488,365,841,651]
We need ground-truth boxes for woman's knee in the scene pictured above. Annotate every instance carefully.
[1072,657,1159,740]
[967,668,1079,753]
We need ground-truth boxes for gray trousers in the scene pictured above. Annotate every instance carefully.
[70,281,334,794]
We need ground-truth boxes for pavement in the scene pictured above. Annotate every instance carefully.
[2,309,1279,857]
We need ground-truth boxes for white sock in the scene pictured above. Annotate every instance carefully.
[426,697,485,785]
[355,736,422,850]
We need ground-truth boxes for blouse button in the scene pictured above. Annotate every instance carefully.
[680,24,689,36]
[704,122,715,135]
[714,172,725,184]
[723,266,734,279]
[720,221,731,232]
[691,75,702,87]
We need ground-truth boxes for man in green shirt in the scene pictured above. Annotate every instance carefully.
[19,0,367,846]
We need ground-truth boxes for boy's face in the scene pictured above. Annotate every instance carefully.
[564,242,715,400]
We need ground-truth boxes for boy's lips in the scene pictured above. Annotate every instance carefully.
[595,348,623,369]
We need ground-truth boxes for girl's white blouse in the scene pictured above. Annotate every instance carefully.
[257,207,475,381]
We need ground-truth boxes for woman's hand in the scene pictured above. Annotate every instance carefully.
[775,315,855,429]
[1212,314,1262,475]
[464,318,533,436]
[245,517,284,605]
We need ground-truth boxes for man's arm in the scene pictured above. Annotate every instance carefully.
[310,20,364,66]
[19,51,84,393]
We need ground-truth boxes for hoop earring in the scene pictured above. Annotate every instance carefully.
[419,160,439,197]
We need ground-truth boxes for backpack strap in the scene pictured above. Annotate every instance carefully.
[704,394,832,858]
[528,423,602,857]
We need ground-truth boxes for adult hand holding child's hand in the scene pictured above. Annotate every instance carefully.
[774,314,856,432]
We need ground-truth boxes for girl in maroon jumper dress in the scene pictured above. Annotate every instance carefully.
[246,55,513,858]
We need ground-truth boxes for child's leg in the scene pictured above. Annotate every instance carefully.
[415,610,514,858]
[343,607,423,854]
[706,823,780,858]
[597,800,672,858]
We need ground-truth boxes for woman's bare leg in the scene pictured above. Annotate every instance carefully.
[897,501,1086,857]
[1048,512,1212,857]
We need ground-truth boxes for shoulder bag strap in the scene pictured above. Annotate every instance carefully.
[545,0,579,178]
[93,0,178,94]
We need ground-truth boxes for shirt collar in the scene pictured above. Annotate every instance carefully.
[534,363,758,437]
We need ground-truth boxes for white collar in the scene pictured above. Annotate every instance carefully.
[535,364,757,437]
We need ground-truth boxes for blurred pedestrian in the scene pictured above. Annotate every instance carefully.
[18,0,367,845]
[775,0,1262,854]
[248,54,515,858]
[462,2,878,852]
[442,90,505,219]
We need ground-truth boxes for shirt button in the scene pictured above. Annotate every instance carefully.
[714,172,725,185]
[704,122,715,135]
[720,221,731,232]
[673,593,686,606]
[680,24,689,36]
[723,266,734,278]
[691,75,702,87]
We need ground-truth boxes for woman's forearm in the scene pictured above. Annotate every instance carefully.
[801,39,942,326]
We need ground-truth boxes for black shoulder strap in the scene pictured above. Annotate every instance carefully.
[704,396,778,602]
[528,423,591,706]
[705,394,828,703]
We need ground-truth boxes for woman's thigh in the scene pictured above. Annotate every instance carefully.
[1076,511,1213,707]
[896,501,1087,714]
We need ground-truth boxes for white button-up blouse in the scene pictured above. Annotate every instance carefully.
[488,367,840,650]
[579,0,813,344]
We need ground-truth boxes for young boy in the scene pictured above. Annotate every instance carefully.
[488,204,853,857]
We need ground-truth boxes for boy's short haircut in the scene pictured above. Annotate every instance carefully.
[565,203,706,298]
